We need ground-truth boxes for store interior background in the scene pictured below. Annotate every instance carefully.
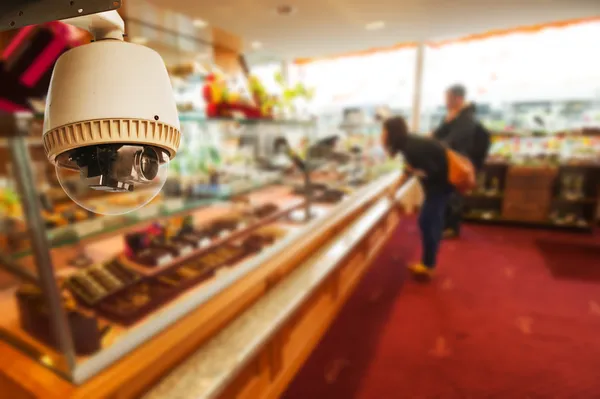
[125,0,600,221]
[1,0,600,397]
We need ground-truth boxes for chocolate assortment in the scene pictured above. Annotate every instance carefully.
[80,208,285,325]
[97,244,248,325]
[65,260,141,306]
[317,189,346,204]
[132,247,173,267]
[14,199,293,351]
[125,224,185,267]
[241,234,275,254]
[16,283,106,355]
[252,203,279,218]
[210,217,241,233]
[39,193,97,229]
[152,240,191,257]
[96,280,175,324]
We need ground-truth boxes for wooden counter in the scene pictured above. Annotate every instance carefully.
[0,174,421,399]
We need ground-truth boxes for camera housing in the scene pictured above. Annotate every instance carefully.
[42,12,180,214]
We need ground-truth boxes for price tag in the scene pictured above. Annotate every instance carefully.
[74,219,104,238]
[136,205,160,219]
[165,198,185,212]
[180,246,193,256]
[157,254,173,267]
[200,238,211,248]
[219,230,231,239]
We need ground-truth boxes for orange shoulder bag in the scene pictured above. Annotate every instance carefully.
[446,149,475,193]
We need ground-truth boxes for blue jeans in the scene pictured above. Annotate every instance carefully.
[419,191,451,269]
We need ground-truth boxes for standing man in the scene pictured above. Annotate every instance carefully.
[433,84,477,239]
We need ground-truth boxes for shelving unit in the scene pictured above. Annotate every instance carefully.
[463,127,600,231]
[464,163,599,232]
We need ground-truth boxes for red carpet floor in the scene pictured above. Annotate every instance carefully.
[283,219,600,399]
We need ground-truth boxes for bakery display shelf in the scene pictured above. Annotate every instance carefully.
[463,214,593,232]
[96,246,248,326]
[0,226,291,376]
[464,160,600,232]
[490,128,600,138]
[178,112,316,127]
[0,185,309,357]
[94,227,290,327]
[11,180,279,259]
[120,201,304,279]
[551,197,598,205]
[464,192,504,200]
[0,208,300,373]
[186,177,282,199]
[0,172,402,397]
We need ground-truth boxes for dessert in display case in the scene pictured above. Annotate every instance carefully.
[464,129,600,231]
[0,105,403,394]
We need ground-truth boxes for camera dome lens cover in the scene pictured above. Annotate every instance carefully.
[55,145,169,215]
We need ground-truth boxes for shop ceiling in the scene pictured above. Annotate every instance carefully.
[149,0,600,61]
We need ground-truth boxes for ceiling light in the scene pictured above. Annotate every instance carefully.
[193,19,207,28]
[275,5,297,16]
[130,36,148,44]
[251,41,263,49]
[365,21,385,31]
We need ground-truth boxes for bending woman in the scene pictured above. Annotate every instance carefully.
[382,116,453,280]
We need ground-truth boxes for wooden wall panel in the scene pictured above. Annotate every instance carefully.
[211,27,244,76]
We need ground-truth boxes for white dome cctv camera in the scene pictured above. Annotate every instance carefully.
[43,11,180,215]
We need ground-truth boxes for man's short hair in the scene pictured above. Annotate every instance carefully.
[447,84,466,98]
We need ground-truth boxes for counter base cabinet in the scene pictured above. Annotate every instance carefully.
[218,208,400,399]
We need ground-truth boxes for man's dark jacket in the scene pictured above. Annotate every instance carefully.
[433,105,477,157]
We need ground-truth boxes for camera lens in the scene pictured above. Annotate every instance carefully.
[138,147,159,181]
[55,145,170,216]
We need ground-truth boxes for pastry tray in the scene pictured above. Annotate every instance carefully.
[117,201,303,278]
[95,244,250,326]
[91,204,301,325]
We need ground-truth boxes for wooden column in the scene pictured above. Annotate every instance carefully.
[411,42,425,133]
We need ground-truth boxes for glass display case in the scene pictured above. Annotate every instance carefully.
[0,110,392,384]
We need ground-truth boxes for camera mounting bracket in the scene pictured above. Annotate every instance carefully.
[0,0,121,32]
[63,10,125,41]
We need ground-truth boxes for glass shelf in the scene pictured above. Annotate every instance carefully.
[10,179,278,259]
[178,112,316,127]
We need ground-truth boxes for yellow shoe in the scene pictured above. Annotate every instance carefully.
[408,263,434,281]
[443,229,459,239]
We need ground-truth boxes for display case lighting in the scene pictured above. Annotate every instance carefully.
[193,18,207,28]
[130,36,148,44]
[365,21,385,31]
